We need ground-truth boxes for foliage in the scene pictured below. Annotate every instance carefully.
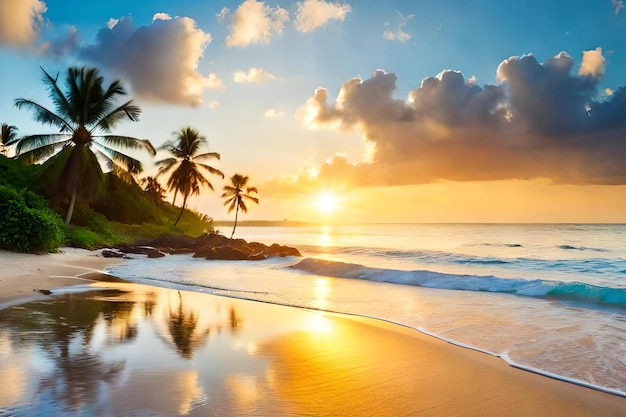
[221,174,258,238]
[13,66,155,225]
[156,127,223,226]
[0,185,65,252]
[0,154,45,189]
[141,176,166,204]
[0,123,18,156]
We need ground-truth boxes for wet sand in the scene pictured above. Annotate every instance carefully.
[0,249,625,416]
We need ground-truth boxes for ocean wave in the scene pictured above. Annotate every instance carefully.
[290,258,626,306]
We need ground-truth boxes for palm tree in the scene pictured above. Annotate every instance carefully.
[141,176,166,204]
[0,123,18,156]
[156,127,224,226]
[13,66,155,225]
[221,174,258,239]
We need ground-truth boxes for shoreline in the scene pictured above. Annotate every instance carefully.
[1,248,625,416]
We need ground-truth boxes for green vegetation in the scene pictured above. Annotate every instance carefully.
[14,66,155,225]
[0,185,65,252]
[221,174,258,239]
[0,66,256,253]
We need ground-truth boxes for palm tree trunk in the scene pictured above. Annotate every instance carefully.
[230,205,239,239]
[174,193,189,226]
[172,189,178,206]
[64,189,77,225]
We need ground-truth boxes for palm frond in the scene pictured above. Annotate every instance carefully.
[14,99,72,132]
[243,195,259,204]
[16,141,66,165]
[96,135,156,156]
[15,134,70,154]
[193,151,221,161]
[196,162,224,178]
[92,142,144,174]
[40,67,75,123]
[94,100,141,132]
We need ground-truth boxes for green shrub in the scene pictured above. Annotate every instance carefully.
[0,185,65,252]
[65,227,103,249]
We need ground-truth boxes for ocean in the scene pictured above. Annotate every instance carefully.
[106,223,626,397]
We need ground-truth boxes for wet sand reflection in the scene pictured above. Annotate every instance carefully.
[0,282,624,416]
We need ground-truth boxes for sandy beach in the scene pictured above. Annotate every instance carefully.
[0,248,625,416]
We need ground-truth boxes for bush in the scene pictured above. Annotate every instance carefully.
[0,185,66,252]
[65,227,103,249]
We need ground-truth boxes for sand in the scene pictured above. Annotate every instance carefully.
[0,248,625,416]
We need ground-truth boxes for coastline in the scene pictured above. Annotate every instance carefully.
[0,248,625,416]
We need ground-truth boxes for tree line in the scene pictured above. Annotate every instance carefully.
[0,66,257,240]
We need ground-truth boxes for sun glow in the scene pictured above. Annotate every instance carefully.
[316,192,338,215]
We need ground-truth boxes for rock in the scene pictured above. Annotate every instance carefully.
[102,248,125,258]
[108,233,301,261]
[115,245,167,258]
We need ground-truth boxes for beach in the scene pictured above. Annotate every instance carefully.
[1,247,625,416]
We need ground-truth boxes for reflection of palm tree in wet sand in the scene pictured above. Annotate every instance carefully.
[168,291,211,359]
[166,292,244,359]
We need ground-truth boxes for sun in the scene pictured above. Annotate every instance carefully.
[316,192,338,215]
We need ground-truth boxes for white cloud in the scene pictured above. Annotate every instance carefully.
[0,0,47,47]
[224,0,289,47]
[153,12,172,21]
[578,47,606,79]
[207,72,225,90]
[613,0,624,15]
[216,7,230,22]
[294,0,351,33]
[81,15,214,106]
[383,11,413,43]
[233,67,275,84]
[107,18,119,29]
[264,108,284,118]
[208,101,220,109]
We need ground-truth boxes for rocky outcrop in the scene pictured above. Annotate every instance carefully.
[110,233,301,261]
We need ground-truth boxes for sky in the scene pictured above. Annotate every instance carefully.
[1,0,626,224]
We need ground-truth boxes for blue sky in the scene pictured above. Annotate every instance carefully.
[1,0,626,223]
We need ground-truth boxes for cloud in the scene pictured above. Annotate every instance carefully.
[80,15,215,106]
[264,108,284,118]
[208,101,220,109]
[0,0,47,47]
[613,0,624,15]
[294,0,351,33]
[224,0,289,47]
[578,47,605,79]
[207,72,225,90]
[233,67,275,84]
[383,11,413,43]
[37,25,80,60]
[296,51,626,187]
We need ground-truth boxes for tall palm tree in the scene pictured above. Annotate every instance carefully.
[13,66,155,225]
[0,123,18,156]
[156,127,224,226]
[221,174,258,239]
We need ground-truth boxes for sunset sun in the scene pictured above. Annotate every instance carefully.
[316,192,339,215]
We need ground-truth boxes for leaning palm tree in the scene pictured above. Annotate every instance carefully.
[156,127,224,226]
[13,66,156,225]
[0,123,18,156]
[221,174,258,239]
